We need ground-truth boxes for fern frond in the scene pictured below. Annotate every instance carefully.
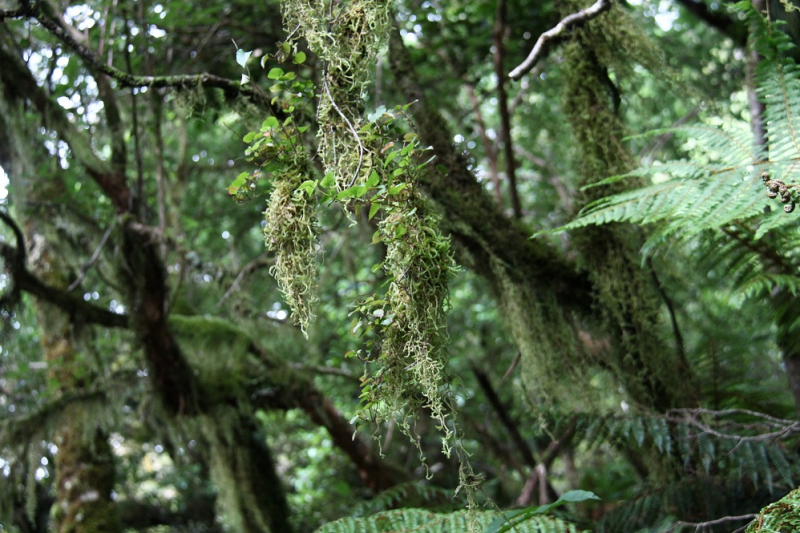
[314,509,587,533]
[542,2,800,246]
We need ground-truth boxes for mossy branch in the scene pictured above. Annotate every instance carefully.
[509,0,612,80]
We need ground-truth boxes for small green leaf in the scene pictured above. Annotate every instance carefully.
[321,171,335,188]
[371,232,382,245]
[279,71,296,82]
[261,116,280,130]
[395,225,407,238]
[297,125,310,133]
[236,49,252,69]
[227,172,249,195]
[261,55,269,69]
[369,202,381,220]
[388,183,407,195]
[293,51,307,64]
[297,179,318,196]
[403,132,417,142]
[243,131,257,143]
[366,170,380,188]
[384,150,399,168]
[268,67,285,79]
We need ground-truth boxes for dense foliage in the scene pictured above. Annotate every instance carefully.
[2,0,800,532]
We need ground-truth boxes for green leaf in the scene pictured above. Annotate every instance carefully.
[227,172,248,195]
[388,183,407,195]
[321,171,335,188]
[279,71,296,82]
[384,150,399,168]
[485,490,599,533]
[243,131,257,143]
[261,116,280,130]
[558,490,600,503]
[336,186,368,201]
[366,170,380,188]
[293,51,307,64]
[369,202,381,220]
[268,67,285,79]
[236,49,252,69]
[297,179,318,196]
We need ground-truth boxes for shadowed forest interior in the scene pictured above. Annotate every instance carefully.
[3,0,800,532]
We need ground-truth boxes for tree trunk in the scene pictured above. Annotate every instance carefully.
[0,81,122,532]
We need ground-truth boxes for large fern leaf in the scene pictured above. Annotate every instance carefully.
[313,509,588,533]
[543,2,800,248]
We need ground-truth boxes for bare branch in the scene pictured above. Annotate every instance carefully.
[67,223,114,291]
[509,0,612,81]
[668,513,756,532]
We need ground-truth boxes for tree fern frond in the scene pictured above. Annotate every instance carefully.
[572,412,800,493]
[740,272,800,298]
[541,2,800,246]
[313,509,587,533]
[352,482,458,516]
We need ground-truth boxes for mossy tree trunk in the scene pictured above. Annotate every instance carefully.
[0,40,295,532]
[0,82,121,532]
[560,35,695,412]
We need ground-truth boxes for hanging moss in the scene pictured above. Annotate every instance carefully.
[279,0,470,496]
[263,163,320,335]
[202,406,293,533]
[169,315,274,405]
[283,0,391,191]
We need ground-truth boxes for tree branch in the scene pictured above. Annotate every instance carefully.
[674,0,748,47]
[509,0,612,80]
[493,0,522,218]
[668,513,756,532]
[0,239,129,329]
[6,1,266,101]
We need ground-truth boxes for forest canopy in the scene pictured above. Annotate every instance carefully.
[1,0,800,532]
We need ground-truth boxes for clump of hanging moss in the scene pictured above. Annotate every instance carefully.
[283,0,391,191]
[363,182,460,453]
[279,0,475,501]
[264,165,319,335]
